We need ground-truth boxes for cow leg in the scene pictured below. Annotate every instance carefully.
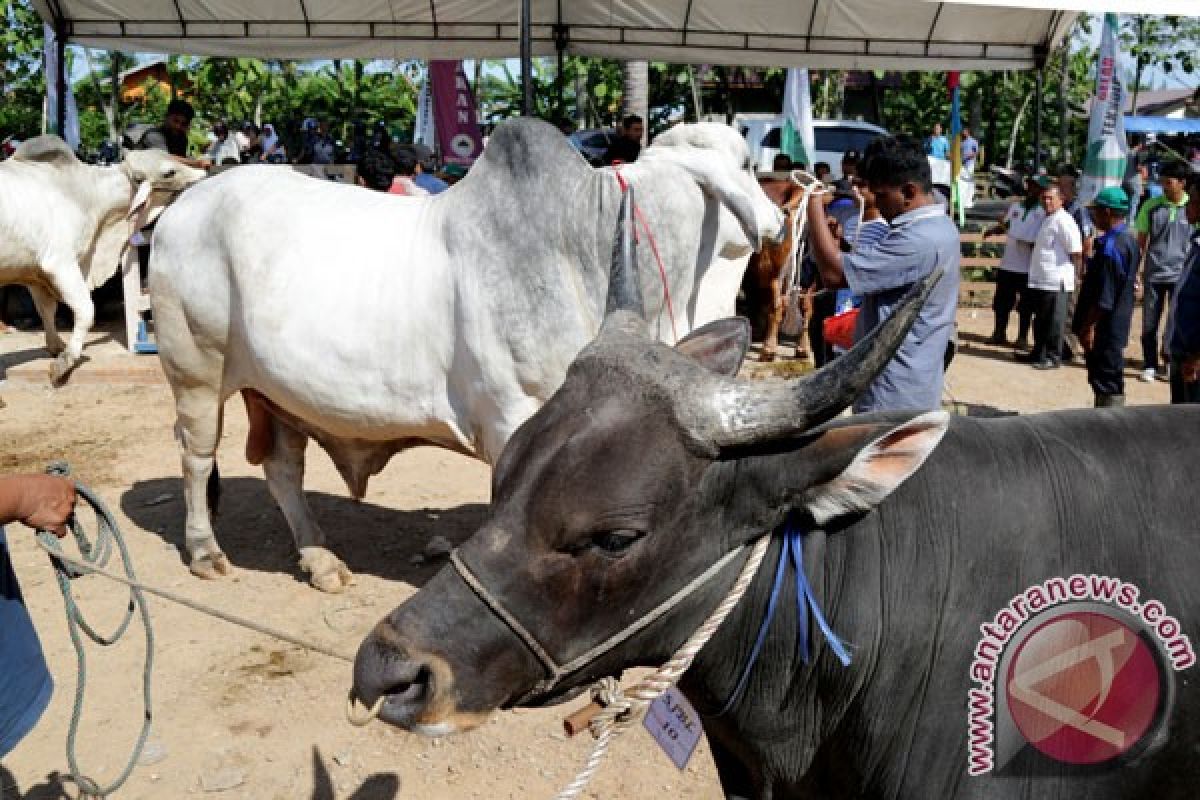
[26,284,66,356]
[43,260,94,385]
[175,389,231,579]
[261,417,354,593]
[761,275,784,362]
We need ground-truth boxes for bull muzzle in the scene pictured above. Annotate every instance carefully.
[351,623,494,736]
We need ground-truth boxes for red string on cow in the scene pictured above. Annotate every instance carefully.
[612,164,678,343]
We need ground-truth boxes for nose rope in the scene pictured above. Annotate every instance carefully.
[553,535,771,800]
[448,545,749,704]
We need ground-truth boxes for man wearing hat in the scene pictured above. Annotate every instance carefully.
[1072,187,1140,407]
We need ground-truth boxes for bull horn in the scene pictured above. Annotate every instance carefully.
[604,186,645,318]
[693,269,944,447]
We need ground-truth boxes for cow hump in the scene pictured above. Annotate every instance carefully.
[13,134,80,168]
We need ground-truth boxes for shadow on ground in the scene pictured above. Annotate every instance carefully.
[312,747,399,800]
[119,477,487,588]
[0,752,401,799]
[0,766,70,800]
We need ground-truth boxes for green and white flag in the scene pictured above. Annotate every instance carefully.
[781,68,815,170]
[1080,13,1128,204]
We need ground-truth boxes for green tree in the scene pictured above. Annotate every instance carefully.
[1119,14,1200,111]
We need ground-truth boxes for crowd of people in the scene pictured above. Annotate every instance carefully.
[982,158,1199,407]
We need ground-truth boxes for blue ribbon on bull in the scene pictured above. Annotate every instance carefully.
[715,517,852,715]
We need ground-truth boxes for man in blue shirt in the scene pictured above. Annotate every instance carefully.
[1166,173,1200,404]
[926,123,950,160]
[806,135,961,413]
[960,127,980,175]
[1073,187,1140,407]
[1,473,75,759]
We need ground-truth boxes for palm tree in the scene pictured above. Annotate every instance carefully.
[622,60,648,142]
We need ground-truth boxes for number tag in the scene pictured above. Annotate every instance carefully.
[642,687,702,770]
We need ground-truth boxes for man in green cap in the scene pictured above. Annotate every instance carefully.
[1072,186,1141,407]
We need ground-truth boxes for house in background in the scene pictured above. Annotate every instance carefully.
[119,60,192,103]
[1122,87,1200,142]
[1126,88,1198,119]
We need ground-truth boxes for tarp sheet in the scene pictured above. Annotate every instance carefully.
[32,1,1079,70]
[1124,116,1200,135]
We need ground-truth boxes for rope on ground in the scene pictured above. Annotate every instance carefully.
[36,462,153,800]
[553,535,771,800]
[34,463,357,797]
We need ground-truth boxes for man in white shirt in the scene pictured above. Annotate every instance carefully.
[1020,184,1083,370]
[983,175,1047,348]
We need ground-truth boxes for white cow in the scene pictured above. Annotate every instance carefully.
[150,118,783,591]
[0,136,204,382]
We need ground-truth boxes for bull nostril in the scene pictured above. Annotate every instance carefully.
[353,639,440,728]
[381,664,433,705]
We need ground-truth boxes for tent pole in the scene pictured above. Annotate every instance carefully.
[55,19,68,137]
[1034,68,1043,172]
[520,0,533,116]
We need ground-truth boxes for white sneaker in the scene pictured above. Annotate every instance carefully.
[1139,368,1156,383]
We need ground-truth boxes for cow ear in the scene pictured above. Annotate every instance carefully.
[800,411,950,525]
[675,317,751,377]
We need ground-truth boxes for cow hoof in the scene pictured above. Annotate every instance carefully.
[49,354,79,386]
[190,552,232,580]
[301,549,355,593]
[759,349,777,363]
[311,569,353,593]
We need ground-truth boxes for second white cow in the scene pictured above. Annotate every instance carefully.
[150,118,783,591]
[0,136,204,382]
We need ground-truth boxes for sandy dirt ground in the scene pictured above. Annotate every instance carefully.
[0,308,1174,800]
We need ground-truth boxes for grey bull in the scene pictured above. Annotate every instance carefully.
[353,198,1200,798]
[149,117,783,591]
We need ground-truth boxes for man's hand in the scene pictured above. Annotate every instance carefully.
[1183,355,1200,384]
[0,475,76,537]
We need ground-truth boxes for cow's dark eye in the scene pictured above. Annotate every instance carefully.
[590,529,644,557]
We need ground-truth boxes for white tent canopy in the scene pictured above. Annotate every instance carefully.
[34,1,1079,71]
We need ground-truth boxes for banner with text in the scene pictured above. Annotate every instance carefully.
[430,60,483,166]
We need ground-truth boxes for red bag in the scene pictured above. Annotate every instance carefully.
[822,309,859,351]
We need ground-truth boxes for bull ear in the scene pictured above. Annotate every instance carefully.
[640,147,766,250]
[675,317,751,377]
[800,412,950,525]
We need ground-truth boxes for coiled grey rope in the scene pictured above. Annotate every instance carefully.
[36,462,153,799]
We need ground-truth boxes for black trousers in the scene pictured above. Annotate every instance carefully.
[1085,334,1126,397]
[1028,286,1070,364]
[992,269,1034,341]
[808,289,838,368]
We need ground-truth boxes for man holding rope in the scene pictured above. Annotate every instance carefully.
[0,474,74,759]
[804,134,960,412]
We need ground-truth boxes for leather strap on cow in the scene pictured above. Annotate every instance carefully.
[449,545,747,703]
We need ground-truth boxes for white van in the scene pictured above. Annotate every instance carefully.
[736,114,889,177]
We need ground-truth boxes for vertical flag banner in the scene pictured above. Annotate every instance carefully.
[948,71,965,224]
[43,23,80,149]
[429,60,483,166]
[781,68,815,170]
[414,65,436,149]
[1081,13,1128,204]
